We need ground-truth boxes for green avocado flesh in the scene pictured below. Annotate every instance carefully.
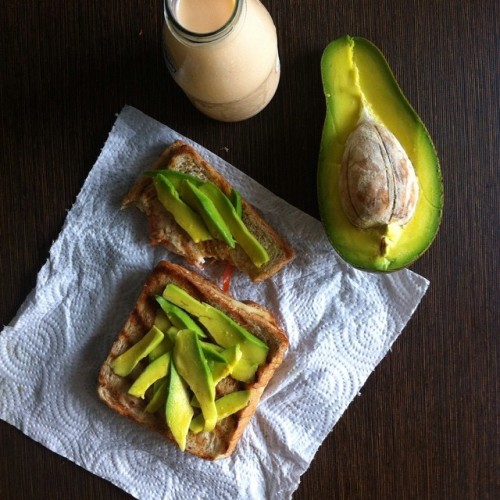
[110,326,164,377]
[163,283,269,368]
[317,35,443,271]
[179,180,236,248]
[173,329,217,432]
[166,361,194,451]
[189,390,251,434]
[199,182,269,267]
[110,282,269,450]
[150,170,269,267]
[128,352,171,399]
[145,378,168,413]
[155,295,206,338]
[154,174,212,243]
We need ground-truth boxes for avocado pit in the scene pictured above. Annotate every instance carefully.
[339,118,419,231]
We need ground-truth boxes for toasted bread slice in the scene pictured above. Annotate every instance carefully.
[122,141,295,282]
[97,261,289,460]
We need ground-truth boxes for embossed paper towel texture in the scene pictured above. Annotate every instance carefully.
[0,106,429,499]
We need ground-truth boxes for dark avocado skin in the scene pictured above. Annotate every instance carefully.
[317,35,443,272]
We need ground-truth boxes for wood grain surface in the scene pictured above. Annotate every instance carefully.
[1,1,498,499]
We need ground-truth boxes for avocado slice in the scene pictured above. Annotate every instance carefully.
[215,344,243,383]
[149,170,252,255]
[164,284,269,366]
[318,35,443,271]
[162,283,208,317]
[179,180,235,247]
[200,341,227,364]
[199,182,269,267]
[128,352,171,399]
[209,344,243,384]
[198,307,268,366]
[144,169,204,190]
[166,361,194,451]
[145,378,169,414]
[148,336,174,362]
[153,309,171,333]
[230,188,243,217]
[155,295,206,338]
[230,357,259,383]
[165,326,180,343]
[189,390,251,434]
[110,326,165,377]
[149,310,174,360]
[153,174,212,243]
[173,329,217,432]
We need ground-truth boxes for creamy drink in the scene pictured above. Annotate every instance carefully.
[163,0,280,122]
[176,0,236,33]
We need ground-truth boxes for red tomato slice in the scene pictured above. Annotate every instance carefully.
[221,264,233,293]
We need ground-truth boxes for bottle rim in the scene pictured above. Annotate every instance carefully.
[164,0,243,43]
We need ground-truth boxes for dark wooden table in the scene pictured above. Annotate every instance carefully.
[1,1,498,498]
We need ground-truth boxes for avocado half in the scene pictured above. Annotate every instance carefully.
[317,35,443,272]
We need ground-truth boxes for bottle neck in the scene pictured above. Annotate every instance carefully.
[164,0,245,44]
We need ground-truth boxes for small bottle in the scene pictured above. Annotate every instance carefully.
[162,0,280,122]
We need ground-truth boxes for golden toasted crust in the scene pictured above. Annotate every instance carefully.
[97,261,289,460]
[122,141,295,282]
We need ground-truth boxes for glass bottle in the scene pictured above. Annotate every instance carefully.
[163,0,280,122]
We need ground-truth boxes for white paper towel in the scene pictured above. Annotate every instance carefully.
[0,106,429,499]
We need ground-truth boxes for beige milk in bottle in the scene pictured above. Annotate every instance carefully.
[162,0,280,122]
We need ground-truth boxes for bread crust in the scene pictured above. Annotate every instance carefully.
[97,261,289,460]
[122,141,295,282]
